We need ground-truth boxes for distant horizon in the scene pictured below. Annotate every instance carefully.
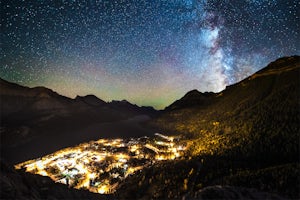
[2,55,298,109]
[1,1,299,109]
[0,75,181,110]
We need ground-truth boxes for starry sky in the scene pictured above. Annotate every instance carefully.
[1,0,299,109]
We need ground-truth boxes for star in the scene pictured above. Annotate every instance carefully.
[1,0,299,109]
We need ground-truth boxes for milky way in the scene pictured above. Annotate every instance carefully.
[1,0,299,109]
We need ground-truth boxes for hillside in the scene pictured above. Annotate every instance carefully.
[0,79,158,163]
[0,56,299,199]
[153,56,299,160]
[116,56,300,198]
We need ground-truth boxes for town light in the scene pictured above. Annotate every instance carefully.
[15,134,185,194]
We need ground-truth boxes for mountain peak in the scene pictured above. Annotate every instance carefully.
[183,89,215,98]
[31,86,56,98]
[166,55,299,111]
[184,89,201,96]
[0,78,57,98]
[112,99,130,103]
[75,94,106,106]
[165,89,215,111]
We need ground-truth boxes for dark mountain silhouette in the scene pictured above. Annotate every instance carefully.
[0,78,157,117]
[0,78,70,116]
[119,55,300,199]
[165,89,215,110]
[75,94,107,106]
[0,79,159,164]
[153,56,299,160]
[165,56,299,112]
[0,56,299,199]
[109,99,158,114]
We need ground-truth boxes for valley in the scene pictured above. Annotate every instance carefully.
[15,133,185,194]
[1,56,299,199]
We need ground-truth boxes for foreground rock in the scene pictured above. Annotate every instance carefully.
[0,160,110,200]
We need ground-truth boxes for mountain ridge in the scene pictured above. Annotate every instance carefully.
[165,89,216,110]
[0,77,158,111]
[0,78,159,164]
[152,55,300,159]
[0,56,299,199]
[117,55,300,199]
[165,55,299,111]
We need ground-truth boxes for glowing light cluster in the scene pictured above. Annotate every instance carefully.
[15,133,185,194]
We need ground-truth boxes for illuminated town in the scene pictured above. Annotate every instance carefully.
[15,133,186,194]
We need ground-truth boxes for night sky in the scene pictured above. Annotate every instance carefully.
[1,0,299,109]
